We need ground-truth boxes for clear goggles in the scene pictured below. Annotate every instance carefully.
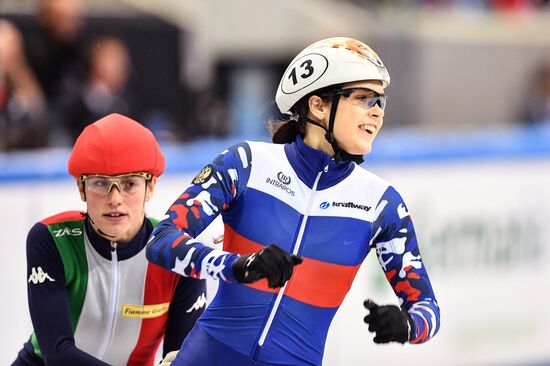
[329,87,387,111]
[80,172,152,195]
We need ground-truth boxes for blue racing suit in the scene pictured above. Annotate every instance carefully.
[146,136,440,365]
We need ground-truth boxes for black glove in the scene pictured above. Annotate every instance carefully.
[233,244,303,288]
[363,299,412,344]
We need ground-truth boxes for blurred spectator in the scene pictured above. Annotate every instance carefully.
[345,0,548,10]
[61,35,136,142]
[24,0,86,98]
[0,20,48,150]
[489,0,546,11]
[525,59,550,125]
[21,0,87,144]
[17,0,186,145]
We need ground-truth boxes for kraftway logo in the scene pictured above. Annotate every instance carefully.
[266,171,295,196]
[28,266,55,284]
[319,201,371,212]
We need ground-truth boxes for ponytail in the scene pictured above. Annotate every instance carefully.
[271,119,303,144]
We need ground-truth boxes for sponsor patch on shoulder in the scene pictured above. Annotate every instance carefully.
[193,164,213,184]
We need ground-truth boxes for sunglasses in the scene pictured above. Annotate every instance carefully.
[327,87,387,111]
[80,172,152,196]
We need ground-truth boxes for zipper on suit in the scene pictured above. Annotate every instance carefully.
[97,241,119,359]
[254,164,329,356]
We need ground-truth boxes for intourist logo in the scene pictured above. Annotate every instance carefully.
[266,171,295,196]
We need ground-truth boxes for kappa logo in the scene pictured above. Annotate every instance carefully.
[266,171,295,196]
[186,293,207,313]
[28,267,55,284]
[52,227,82,237]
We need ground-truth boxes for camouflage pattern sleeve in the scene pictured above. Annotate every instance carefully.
[371,186,440,344]
[146,142,253,283]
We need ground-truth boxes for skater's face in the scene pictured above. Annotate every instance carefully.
[331,80,385,155]
[306,80,385,156]
[78,173,157,242]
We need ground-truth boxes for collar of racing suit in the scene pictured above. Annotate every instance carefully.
[284,135,356,190]
[84,217,153,261]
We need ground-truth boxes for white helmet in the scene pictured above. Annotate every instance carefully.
[275,37,390,114]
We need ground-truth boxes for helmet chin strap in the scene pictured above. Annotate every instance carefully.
[81,181,116,239]
[84,212,117,239]
[304,94,364,164]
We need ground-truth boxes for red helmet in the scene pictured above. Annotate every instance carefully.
[68,113,165,178]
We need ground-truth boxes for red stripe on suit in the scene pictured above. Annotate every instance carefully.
[223,224,361,308]
[127,263,180,365]
[40,210,85,225]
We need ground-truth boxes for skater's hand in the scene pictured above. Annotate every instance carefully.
[363,299,412,344]
[233,244,303,288]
